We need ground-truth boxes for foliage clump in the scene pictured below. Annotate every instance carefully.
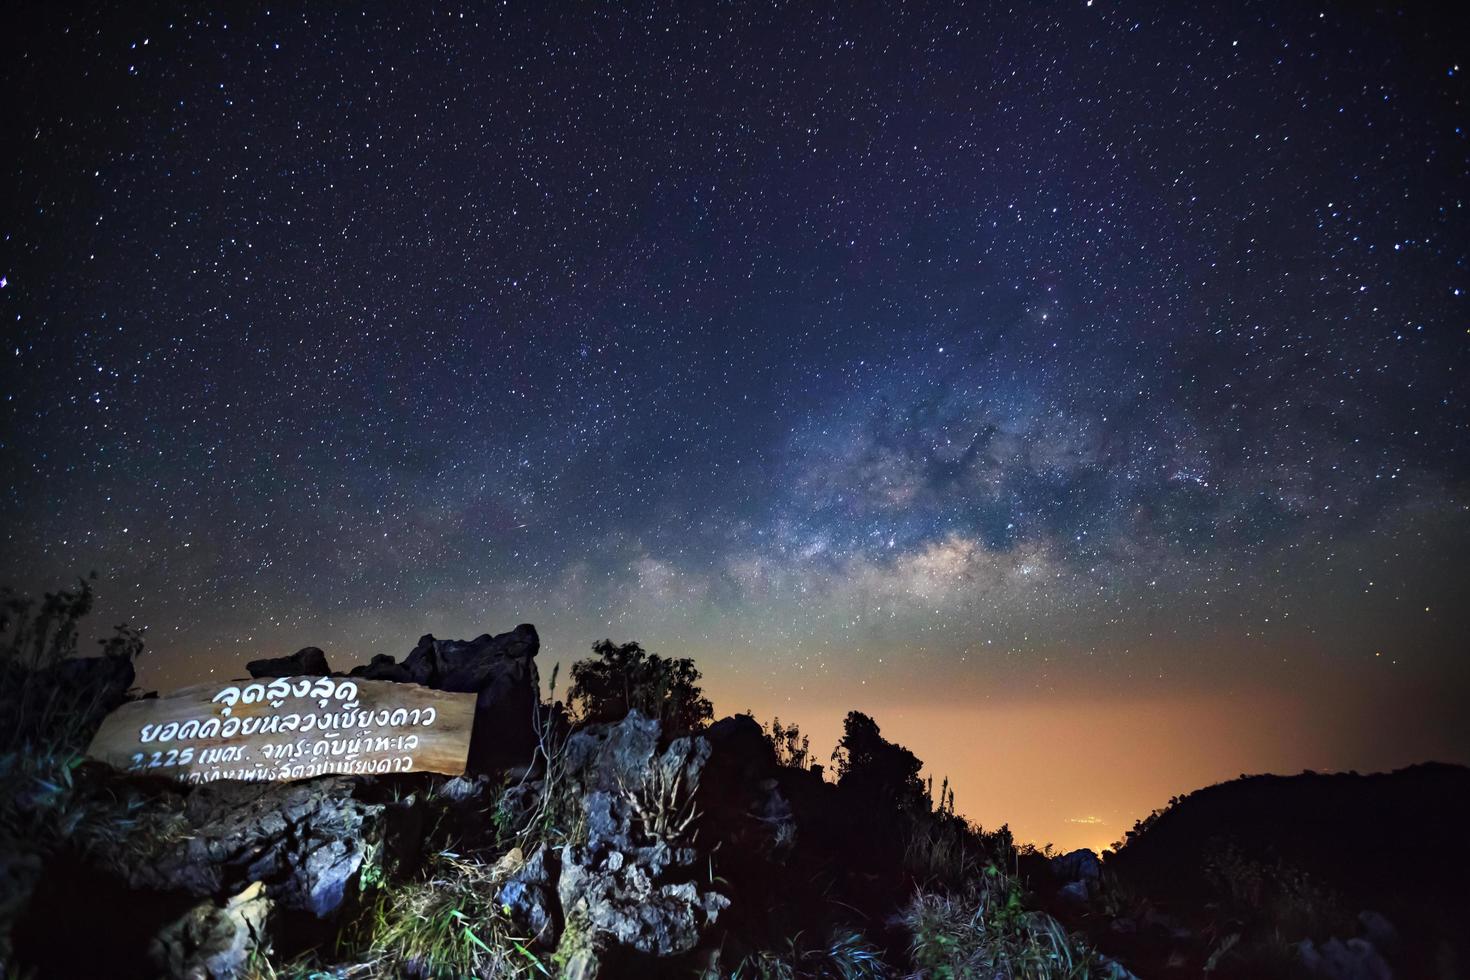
[762,716,811,770]
[903,867,1128,980]
[1,576,146,971]
[729,928,886,979]
[831,711,927,816]
[1,574,144,756]
[567,638,713,737]
[347,850,549,979]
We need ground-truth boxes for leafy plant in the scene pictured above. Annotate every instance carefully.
[1203,841,1349,939]
[568,639,713,737]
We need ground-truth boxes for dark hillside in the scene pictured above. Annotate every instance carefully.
[1099,763,1470,978]
[1109,763,1470,907]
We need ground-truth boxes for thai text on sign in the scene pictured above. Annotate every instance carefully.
[86,676,476,783]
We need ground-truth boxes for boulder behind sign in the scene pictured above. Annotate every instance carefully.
[245,646,329,679]
[350,624,540,775]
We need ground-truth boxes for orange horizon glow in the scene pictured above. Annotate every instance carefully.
[140,632,1468,855]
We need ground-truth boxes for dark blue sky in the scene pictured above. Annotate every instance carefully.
[3,2,1467,846]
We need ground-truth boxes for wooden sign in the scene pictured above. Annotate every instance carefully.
[86,676,477,783]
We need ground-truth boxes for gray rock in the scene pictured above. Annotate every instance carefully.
[110,777,383,918]
[1298,936,1393,980]
[558,851,728,959]
[351,653,402,680]
[437,774,492,803]
[350,625,538,691]
[149,881,271,980]
[549,711,728,965]
[1051,848,1102,884]
[497,845,557,943]
[245,647,329,678]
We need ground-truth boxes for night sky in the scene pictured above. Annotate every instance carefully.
[4,2,1468,850]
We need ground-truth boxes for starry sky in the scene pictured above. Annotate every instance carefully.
[4,2,1468,850]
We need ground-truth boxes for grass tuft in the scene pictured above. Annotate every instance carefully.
[341,849,550,979]
[903,865,1128,979]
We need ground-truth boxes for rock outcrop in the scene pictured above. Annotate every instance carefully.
[245,646,329,678]
[350,625,540,774]
[1052,847,1102,903]
[149,882,271,980]
[18,625,1459,979]
[495,711,729,977]
[106,777,383,918]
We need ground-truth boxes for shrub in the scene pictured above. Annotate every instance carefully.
[903,866,1125,979]
[0,576,146,970]
[567,639,713,737]
[831,711,927,815]
[1203,841,1349,939]
[0,575,144,756]
[901,811,999,889]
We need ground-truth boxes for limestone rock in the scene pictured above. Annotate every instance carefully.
[1297,936,1393,980]
[112,777,383,918]
[1051,848,1102,885]
[245,647,329,678]
[558,852,728,959]
[349,625,541,773]
[149,881,271,980]
[497,845,557,943]
[549,711,728,965]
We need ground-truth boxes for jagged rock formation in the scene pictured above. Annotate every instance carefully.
[1050,847,1102,904]
[1297,934,1394,980]
[497,711,729,977]
[101,776,384,918]
[350,624,541,773]
[245,646,329,678]
[557,712,728,971]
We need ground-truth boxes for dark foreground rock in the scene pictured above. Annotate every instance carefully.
[245,646,329,678]
[6,772,387,979]
[1063,763,1470,979]
[350,624,541,774]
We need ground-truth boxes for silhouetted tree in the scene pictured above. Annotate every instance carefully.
[764,716,811,769]
[567,639,713,737]
[831,710,927,815]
